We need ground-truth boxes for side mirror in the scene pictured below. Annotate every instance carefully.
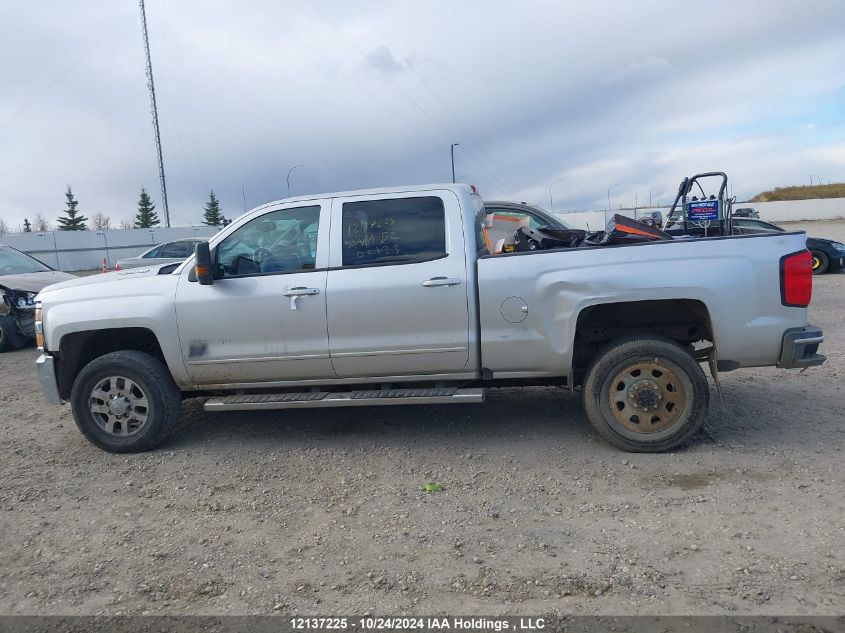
[194,242,214,285]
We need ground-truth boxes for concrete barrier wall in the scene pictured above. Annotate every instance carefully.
[555,197,845,231]
[739,198,845,222]
[1,226,219,271]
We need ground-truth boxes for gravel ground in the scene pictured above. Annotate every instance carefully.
[1,225,843,616]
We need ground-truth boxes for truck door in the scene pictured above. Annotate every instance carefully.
[174,201,334,386]
[326,190,471,378]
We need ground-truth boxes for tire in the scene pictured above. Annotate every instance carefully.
[582,336,709,453]
[70,350,181,453]
[810,250,829,275]
[0,315,28,353]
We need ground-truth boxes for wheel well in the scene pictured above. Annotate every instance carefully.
[572,299,713,385]
[56,328,165,399]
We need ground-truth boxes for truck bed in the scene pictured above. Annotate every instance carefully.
[476,230,811,380]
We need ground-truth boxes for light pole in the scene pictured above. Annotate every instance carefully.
[287,164,303,198]
[549,178,564,212]
[450,143,460,183]
[607,183,618,212]
[649,186,657,208]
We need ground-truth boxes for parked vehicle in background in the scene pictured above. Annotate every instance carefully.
[731,218,845,274]
[733,207,760,218]
[0,245,75,352]
[116,238,204,270]
[480,200,570,252]
[638,210,663,227]
[35,184,824,455]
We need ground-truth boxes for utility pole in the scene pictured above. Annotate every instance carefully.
[607,183,618,212]
[287,165,303,198]
[450,143,459,183]
[549,178,564,212]
[139,0,170,227]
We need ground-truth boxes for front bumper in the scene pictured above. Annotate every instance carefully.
[36,353,63,405]
[777,326,826,369]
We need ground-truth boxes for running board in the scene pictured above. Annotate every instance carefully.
[204,387,485,412]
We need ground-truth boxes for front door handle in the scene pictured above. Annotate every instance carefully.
[422,277,462,287]
[283,287,320,310]
[283,287,320,296]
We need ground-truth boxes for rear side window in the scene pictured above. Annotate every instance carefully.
[159,241,191,258]
[341,196,446,267]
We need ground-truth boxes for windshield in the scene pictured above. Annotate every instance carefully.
[0,246,51,275]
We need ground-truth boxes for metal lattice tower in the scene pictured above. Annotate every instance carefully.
[139,0,170,227]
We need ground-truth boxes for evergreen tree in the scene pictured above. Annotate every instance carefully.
[56,185,88,231]
[202,190,225,226]
[23,218,32,232]
[135,187,160,228]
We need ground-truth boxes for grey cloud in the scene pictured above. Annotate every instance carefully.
[363,45,406,75]
[604,56,671,85]
[0,0,844,229]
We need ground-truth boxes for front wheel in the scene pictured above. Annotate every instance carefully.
[582,336,709,452]
[810,250,829,275]
[70,351,181,453]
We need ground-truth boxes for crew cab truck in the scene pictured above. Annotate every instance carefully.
[35,184,825,454]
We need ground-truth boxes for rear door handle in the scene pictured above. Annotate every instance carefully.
[283,287,320,310]
[422,277,462,287]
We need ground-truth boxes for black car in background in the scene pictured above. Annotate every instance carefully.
[731,218,845,274]
[733,207,760,218]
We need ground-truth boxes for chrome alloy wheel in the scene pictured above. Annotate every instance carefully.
[608,360,686,433]
[88,375,150,437]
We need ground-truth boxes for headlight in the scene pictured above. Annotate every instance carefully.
[832,242,845,251]
[15,292,37,309]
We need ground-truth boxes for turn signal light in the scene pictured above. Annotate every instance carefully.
[34,303,44,350]
[780,250,812,307]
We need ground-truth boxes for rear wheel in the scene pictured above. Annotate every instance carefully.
[70,351,181,453]
[810,250,829,275]
[583,336,709,452]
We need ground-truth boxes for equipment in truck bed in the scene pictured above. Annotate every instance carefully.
[664,172,734,237]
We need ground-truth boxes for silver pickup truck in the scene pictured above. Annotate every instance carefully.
[35,184,825,454]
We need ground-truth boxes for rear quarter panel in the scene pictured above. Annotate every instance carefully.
[477,232,810,379]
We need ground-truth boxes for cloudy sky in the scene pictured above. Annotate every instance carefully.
[1,0,844,230]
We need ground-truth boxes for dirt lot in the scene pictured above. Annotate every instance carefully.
[1,223,843,616]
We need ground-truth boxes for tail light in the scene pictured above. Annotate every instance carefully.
[115,263,121,271]
[780,250,812,307]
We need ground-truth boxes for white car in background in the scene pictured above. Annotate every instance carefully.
[116,239,203,270]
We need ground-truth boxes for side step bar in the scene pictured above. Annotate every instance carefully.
[204,387,485,412]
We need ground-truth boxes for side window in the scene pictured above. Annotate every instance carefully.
[216,205,321,277]
[489,210,546,229]
[159,241,189,258]
[735,221,763,234]
[142,246,162,258]
[483,208,546,253]
[341,196,446,267]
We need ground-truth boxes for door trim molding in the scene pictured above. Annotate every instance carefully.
[330,346,466,358]
[187,352,330,365]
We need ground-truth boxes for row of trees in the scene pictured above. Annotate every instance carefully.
[1,186,229,234]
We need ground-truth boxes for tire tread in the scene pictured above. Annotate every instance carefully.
[583,335,709,453]
[70,350,181,453]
